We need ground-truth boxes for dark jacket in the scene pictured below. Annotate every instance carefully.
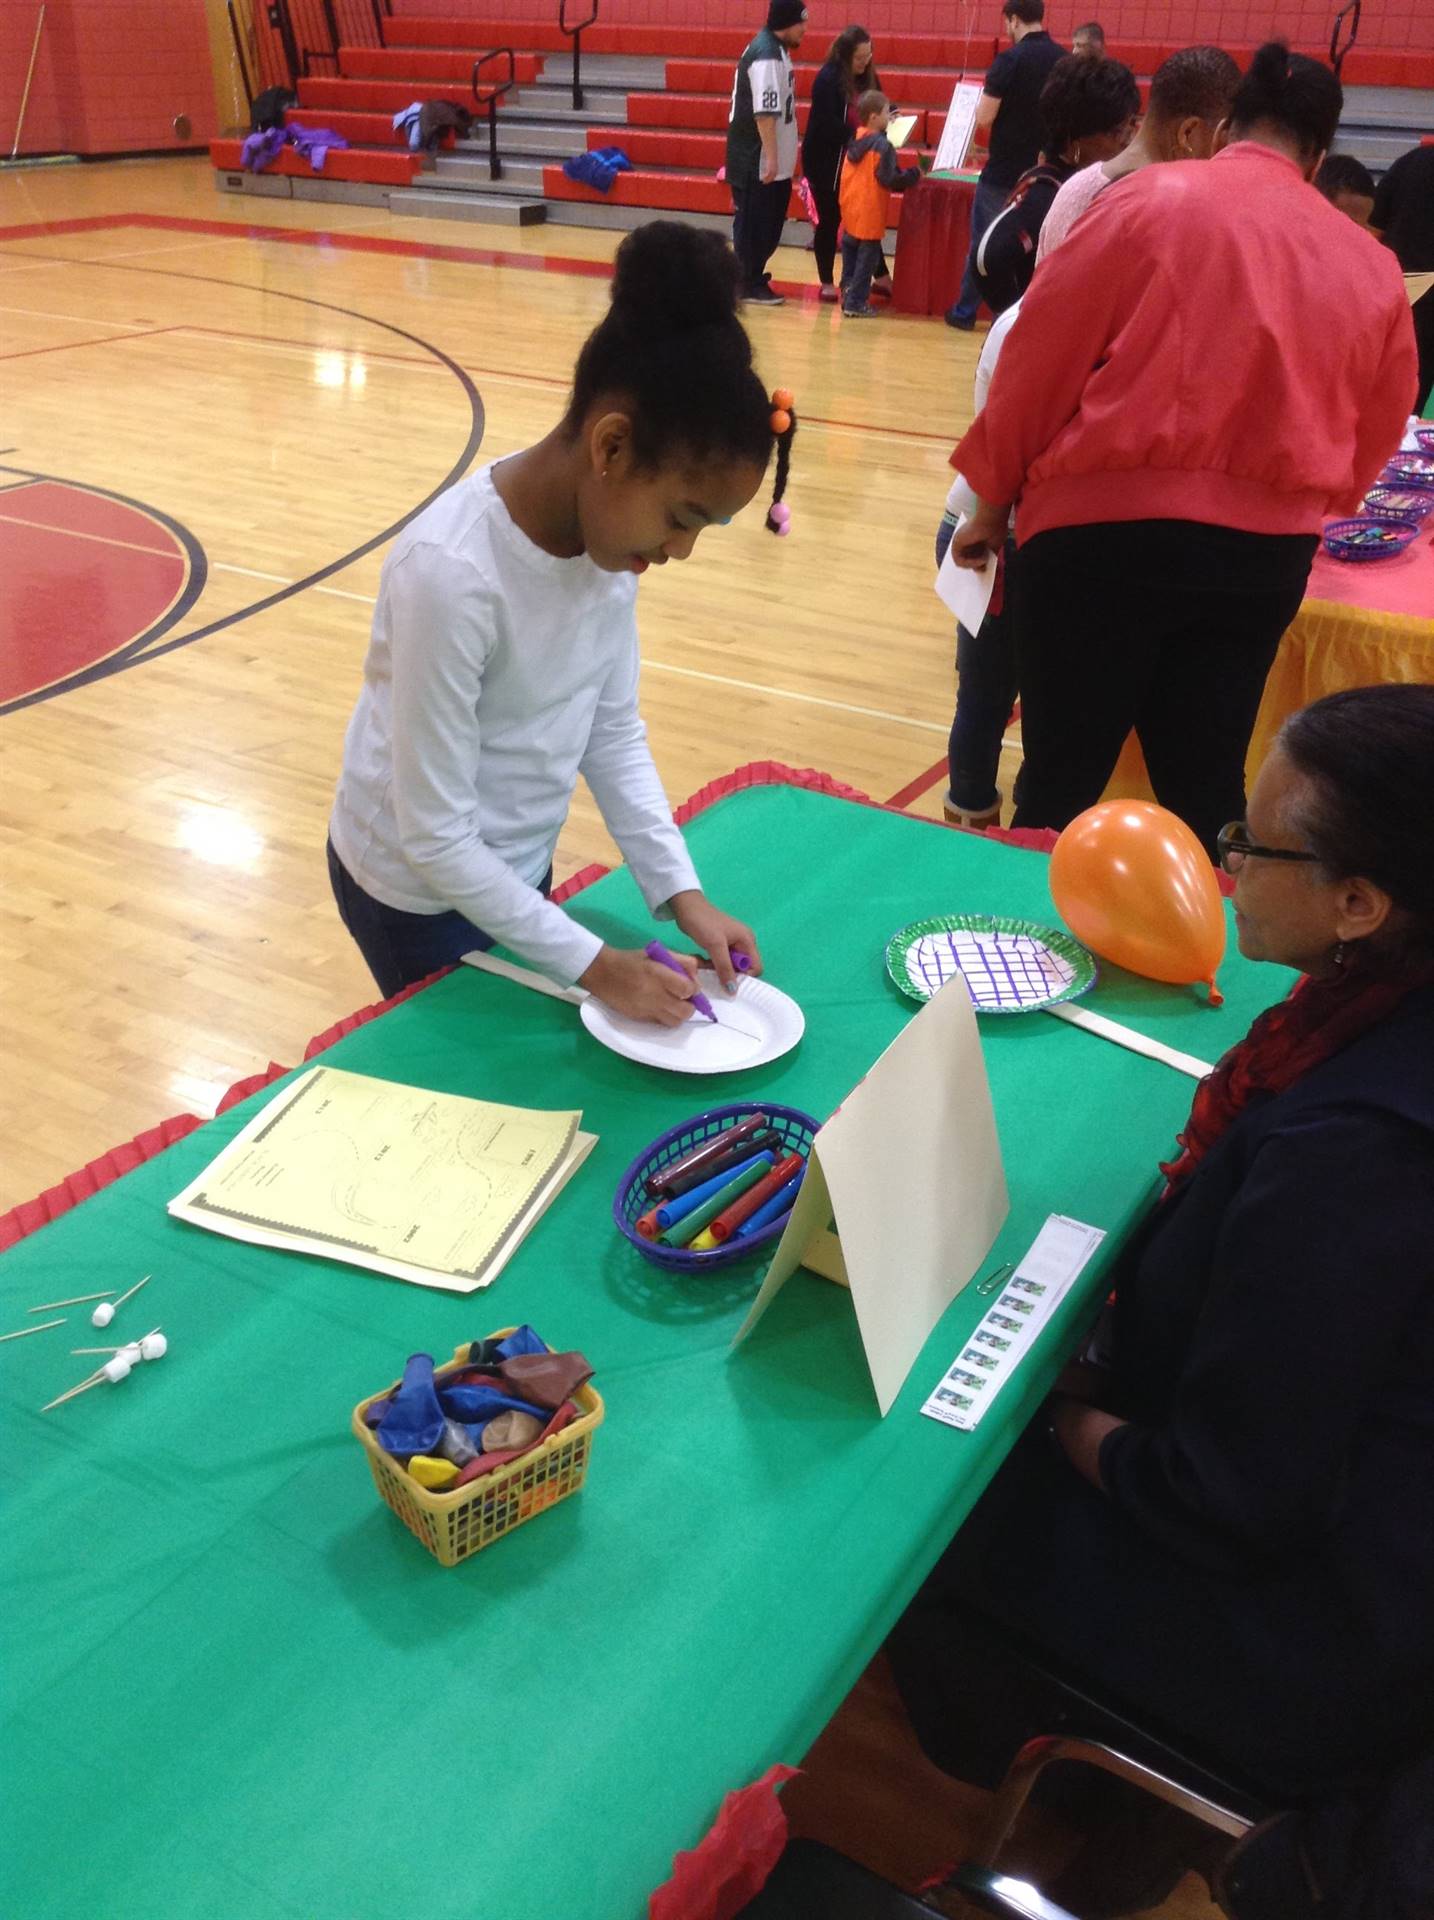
[1101,984,1434,1624]
[801,59,853,191]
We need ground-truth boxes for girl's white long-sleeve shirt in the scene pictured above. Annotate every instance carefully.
[330,464,700,983]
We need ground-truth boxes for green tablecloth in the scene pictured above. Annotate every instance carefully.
[0,783,1293,1918]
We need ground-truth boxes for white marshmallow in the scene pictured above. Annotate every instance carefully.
[139,1332,167,1362]
[101,1353,133,1383]
[91,1301,115,1328]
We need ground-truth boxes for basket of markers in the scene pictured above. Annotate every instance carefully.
[1321,516,1421,562]
[613,1105,816,1274]
[1361,484,1434,525]
[352,1326,603,1567]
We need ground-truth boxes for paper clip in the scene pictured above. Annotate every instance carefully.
[975,1261,1015,1297]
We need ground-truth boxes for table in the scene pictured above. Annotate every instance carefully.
[1109,520,1434,802]
[0,778,1292,1919]
[891,172,979,317]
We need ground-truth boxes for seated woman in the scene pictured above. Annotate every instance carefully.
[890,685,1434,1881]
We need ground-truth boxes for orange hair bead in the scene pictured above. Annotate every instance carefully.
[771,387,794,410]
[769,407,792,434]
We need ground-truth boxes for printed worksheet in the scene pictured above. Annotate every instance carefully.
[169,1066,592,1291]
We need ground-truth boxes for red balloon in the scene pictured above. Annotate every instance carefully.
[1050,802,1226,1003]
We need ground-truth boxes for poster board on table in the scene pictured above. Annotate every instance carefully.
[1406,272,1434,309]
[933,79,984,175]
[733,975,1009,1415]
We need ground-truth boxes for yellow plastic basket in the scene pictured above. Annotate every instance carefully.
[352,1334,604,1567]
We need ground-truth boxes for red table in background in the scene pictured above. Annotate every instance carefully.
[891,172,978,316]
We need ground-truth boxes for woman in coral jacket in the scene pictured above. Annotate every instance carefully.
[948,43,1417,861]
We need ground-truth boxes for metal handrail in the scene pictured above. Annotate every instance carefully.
[269,0,302,87]
[472,48,516,181]
[226,0,255,115]
[1330,0,1362,76]
[559,0,599,113]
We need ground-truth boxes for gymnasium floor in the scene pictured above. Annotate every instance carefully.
[1,156,1219,1916]
[0,153,1014,1213]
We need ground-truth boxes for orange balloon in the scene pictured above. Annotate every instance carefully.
[1049,802,1226,1004]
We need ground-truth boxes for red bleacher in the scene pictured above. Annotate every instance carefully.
[210,137,423,186]
[215,13,1434,220]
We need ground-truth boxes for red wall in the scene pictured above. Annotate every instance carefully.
[389,0,1431,55]
[0,0,218,157]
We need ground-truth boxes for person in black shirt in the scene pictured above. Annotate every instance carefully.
[946,0,1067,328]
[802,25,880,302]
[1373,141,1434,411]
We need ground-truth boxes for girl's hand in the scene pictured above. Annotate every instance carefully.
[579,946,698,1027]
[952,502,1007,570]
[669,892,762,992]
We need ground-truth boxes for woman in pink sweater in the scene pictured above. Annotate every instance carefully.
[950,43,1417,857]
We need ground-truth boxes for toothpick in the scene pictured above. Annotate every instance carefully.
[41,1369,105,1412]
[71,1325,161,1356]
[110,1274,151,1310]
[26,1291,114,1314]
[0,1318,65,1344]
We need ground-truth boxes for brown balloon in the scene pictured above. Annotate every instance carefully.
[1050,801,1226,1004]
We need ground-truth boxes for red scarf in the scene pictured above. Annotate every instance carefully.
[1161,965,1426,1188]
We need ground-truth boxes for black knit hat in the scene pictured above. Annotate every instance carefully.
[767,0,808,31]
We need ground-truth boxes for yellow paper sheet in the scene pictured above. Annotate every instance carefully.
[1405,272,1434,308]
[168,1066,592,1291]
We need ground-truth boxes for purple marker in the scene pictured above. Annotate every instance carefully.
[645,940,717,1022]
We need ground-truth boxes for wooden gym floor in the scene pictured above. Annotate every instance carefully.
[1,156,1217,1917]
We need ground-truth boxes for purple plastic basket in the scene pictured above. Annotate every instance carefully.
[1322,516,1420,562]
[1363,485,1434,524]
[1381,452,1434,487]
[613,1102,818,1273]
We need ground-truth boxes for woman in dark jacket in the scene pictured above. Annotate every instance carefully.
[891,684,1434,1903]
[802,25,887,301]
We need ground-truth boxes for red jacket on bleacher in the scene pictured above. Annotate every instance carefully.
[953,141,1418,546]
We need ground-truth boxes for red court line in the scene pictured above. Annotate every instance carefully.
[0,327,172,364]
[885,756,949,809]
[0,211,616,280]
[0,215,950,448]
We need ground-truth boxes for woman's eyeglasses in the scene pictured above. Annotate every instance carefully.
[1216,822,1323,877]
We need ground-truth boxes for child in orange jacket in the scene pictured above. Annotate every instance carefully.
[838,91,921,316]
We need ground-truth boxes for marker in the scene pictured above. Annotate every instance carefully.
[654,1152,774,1233]
[734,1167,805,1238]
[660,1159,771,1247]
[687,1228,720,1251]
[646,1114,768,1195]
[660,1130,784,1198]
[645,940,717,1022]
[708,1151,805,1243]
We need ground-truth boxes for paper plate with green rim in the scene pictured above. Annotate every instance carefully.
[886,914,1097,1013]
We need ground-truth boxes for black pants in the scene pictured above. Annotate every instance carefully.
[327,838,551,1001]
[809,170,840,285]
[1009,520,1316,858]
[731,177,791,294]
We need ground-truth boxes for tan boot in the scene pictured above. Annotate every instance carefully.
[943,794,1003,830]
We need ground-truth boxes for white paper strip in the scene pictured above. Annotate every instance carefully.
[1043,1000,1214,1080]
[462,950,589,1006]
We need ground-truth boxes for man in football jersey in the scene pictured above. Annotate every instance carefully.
[727,0,809,305]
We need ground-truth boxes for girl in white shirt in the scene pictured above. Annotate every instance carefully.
[330,222,795,1026]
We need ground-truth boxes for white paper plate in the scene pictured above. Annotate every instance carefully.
[579,970,804,1075]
